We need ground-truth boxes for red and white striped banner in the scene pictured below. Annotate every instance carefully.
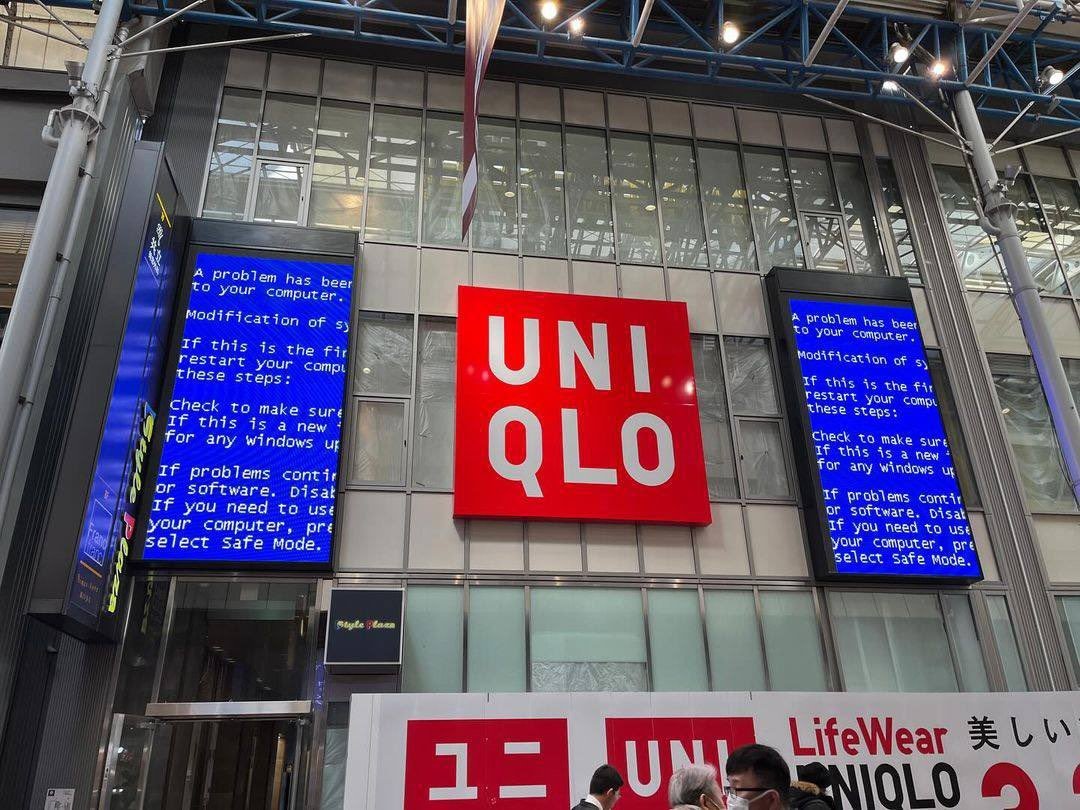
[462,0,506,241]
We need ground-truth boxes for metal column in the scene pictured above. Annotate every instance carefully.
[952,87,1080,507]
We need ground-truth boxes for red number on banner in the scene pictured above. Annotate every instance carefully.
[981,762,1039,809]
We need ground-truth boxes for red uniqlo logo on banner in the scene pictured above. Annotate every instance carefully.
[606,717,757,810]
[454,287,710,524]
[403,718,570,809]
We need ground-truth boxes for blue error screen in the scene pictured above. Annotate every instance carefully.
[144,252,353,565]
[788,297,981,579]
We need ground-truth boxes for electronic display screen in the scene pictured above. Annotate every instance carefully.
[782,293,981,580]
[143,251,353,566]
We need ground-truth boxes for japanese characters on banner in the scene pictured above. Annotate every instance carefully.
[343,691,1080,809]
[453,287,711,525]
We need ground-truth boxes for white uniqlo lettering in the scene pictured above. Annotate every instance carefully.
[558,321,611,390]
[498,741,546,799]
[428,743,478,801]
[625,740,661,796]
[489,406,543,497]
[630,325,651,392]
[489,316,540,385]
[561,409,616,485]
[621,413,675,486]
[670,739,706,770]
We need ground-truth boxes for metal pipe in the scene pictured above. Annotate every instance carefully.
[953,88,1080,506]
[109,30,310,58]
[988,99,1035,147]
[994,123,1080,151]
[965,0,1042,85]
[2,15,86,48]
[29,0,87,44]
[0,0,125,550]
[631,0,656,47]
[804,0,849,66]
[119,0,209,48]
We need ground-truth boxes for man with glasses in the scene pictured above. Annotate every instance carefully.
[723,744,791,809]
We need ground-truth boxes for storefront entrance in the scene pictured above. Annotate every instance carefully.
[100,704,310,810]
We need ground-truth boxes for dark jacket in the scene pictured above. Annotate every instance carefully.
[789,782,836,810]
[571,801,599,810]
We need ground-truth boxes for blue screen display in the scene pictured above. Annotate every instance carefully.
[144,252,353,565]
[788,297,981,579]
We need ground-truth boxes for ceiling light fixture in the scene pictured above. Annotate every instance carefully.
[889,42,910,64]
[882,79,900,93]
[540,1,557,21]
[1041,65,1065,88]
[569,16,585,36]
[930,59,949,78]
[721,20,740,45]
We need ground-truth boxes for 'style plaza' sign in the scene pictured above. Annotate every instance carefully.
[454,287,710,525]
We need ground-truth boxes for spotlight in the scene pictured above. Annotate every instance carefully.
[1040,65,1065,88]
[721,20,740,45]
[930,59,948,78]
[569,16,584,36]
[889,42,910,64]
[540,0,557,21]
[881,80,900,93]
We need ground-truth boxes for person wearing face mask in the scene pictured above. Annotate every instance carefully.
[572,764,624,810]
[723,744,792,810]
[667,764,726,810]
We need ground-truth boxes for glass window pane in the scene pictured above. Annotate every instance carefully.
[834,156,887,275]
[0,206,35,294]
[309,100,369,229]
[789,153,839,211]
[698,143,756,272]
[1057,595,1080,680]
[829,591,959,692]
[403,587,463,692]
[739,420,791,499]
[519,123,566,257]
[421,112,464,246]
[744,148,803,271]
[986,595,1028,691]
[988,354,1075,511]
[933,165,1006,292]
[927,352,981,507]
[467,587,526,692]
[877,160,921,280]
[804,215,849,273]
[941,594,990,691]
[412,319,456,488]
[258,93,315,159]
[474,118,518,251]
[655,138,708,268]
[203,88,261,220]
[1034,175,1080,291]
[691,336,738,499]
[530,588,647,692]
[723,337,779,415]
[760,591,828,691]
[349,400,405,485]
[704,590,766,691]
[252,162,304,225]
[647,590,708,692]
[610,132,662,265]
[366,108,421,242]
[566,128,615,260]
[1012,176,1068,295]
[354,313,413,395]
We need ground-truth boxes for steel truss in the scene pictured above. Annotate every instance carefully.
[33,0,1080,132]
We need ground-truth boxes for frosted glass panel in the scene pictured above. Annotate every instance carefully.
[760,591,827,691]
[468,587,526,692]
[412,319,456,488]
[530,588,647,692]
[422,113,464,246]
[830,592,959,692]
[1057,596,1080,679]
[692,337,738,499]
[987,595,1028,691]
[704,590,766,690]
[724,337,779,415]
[647,590,708,692]
[403,587,463,692]
[942,593,990,691]
[353,313,413,396]
[348,400,405,486]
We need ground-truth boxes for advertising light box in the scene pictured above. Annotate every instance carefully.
[454,287,710,525]
[141,249,353,567]
[766,269,981,582]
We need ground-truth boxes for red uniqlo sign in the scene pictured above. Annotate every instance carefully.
[454,287,710,525]
[605,717,758,810]
[403,718,570,809]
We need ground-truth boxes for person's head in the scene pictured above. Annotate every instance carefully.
[668,764,724,810]
[796,762,831,795]
[590,764,624,810]
[724,745,790,810]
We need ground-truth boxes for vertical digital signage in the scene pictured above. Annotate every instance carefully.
[141,249,353,567]
[766,269,981,582]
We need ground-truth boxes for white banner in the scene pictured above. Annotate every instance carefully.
[344,690,1080,809]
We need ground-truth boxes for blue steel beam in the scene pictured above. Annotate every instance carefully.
[42,0,1080,134]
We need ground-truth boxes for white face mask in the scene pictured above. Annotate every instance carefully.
[724,790,770,810]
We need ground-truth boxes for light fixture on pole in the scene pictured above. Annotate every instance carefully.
[569,15,585,38]
[881,79,899,93]
[929,59,949,78]
[540,0,557,21]
[721,20,739,45]
[1040,64,1065,89]
[889,42,910,64]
